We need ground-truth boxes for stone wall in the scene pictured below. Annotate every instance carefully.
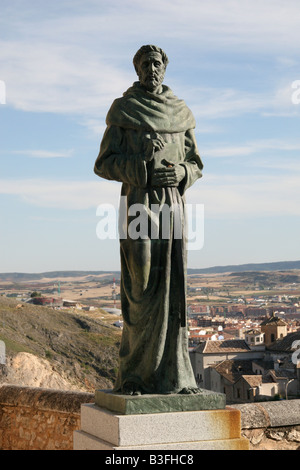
[1,384,300,450]
[231,400,300,450]
[0,384,94,450]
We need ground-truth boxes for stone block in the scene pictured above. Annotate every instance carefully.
[73,430,250,450]
[73,402,249,450]
[95,388,226,415]
[80,404,241,447]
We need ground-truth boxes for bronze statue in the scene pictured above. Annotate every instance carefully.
[94,45,203,395]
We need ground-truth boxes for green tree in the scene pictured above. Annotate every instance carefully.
[30,291,41,298]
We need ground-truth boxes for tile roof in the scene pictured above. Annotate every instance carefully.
[211,359,254,383]
[238,375,263,387]
[195,339,251,354]
[267,331,300,352]
[268,369,296,380]
[260,315,287,327]
[252,359,274,370]
[245,329,262,335]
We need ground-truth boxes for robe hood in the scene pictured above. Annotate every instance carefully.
[106,82,196,133]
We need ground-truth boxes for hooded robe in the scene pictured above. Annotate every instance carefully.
[94,82,203,394]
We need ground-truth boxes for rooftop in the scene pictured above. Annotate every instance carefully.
[268,369,296,380]
[260,314,287,327]
[195,339,251,354]
[245,329,262,336]
[238,375,263,387]
[211,359,254,383]
[267,331,300,352]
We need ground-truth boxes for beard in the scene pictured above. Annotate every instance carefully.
[140,72,165,92]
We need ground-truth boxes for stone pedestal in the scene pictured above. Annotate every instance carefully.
[73,389,249,450]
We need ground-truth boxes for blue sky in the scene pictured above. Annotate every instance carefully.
[0,0,300,273]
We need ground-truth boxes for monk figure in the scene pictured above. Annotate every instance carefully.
[94,45,203,395]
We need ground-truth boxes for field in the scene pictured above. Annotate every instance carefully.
[1,268,300,311]
[0,272,121,309]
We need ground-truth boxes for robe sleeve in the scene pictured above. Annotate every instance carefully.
[94,125,148,188]
[179,128,203,194]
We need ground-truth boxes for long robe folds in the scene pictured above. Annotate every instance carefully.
[94,82,203,394]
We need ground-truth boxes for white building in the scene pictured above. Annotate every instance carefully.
[190,339,264,390]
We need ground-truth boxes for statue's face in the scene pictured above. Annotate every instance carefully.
[137,52,165,93]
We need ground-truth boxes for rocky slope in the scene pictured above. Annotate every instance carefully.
[0,297,121,392]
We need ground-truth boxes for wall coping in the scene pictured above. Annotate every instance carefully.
[231,400,300,429]
[0,384,94,414]
[1,384,300,430]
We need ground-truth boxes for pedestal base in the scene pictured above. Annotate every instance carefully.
[73,390,249,450]
[95,388,226,415]
[74,431,249,450]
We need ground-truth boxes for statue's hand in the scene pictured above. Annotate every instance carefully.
[151,162,186,187]
[143,132,165,162]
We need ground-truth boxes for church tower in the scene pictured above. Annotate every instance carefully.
[260,312,288,346]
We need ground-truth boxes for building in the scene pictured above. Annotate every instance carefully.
[32,297,63,307]
[190,339,264,390]
[265,330,300,364]
[264,331,300,398]
[233,375,265,402]
[62,300,80,308]
[188,304,209,315]
[209,359,256,402]
[244,329,265,351]
[192,330,300,403]
[208,355,299,403]
[260,313,288,346]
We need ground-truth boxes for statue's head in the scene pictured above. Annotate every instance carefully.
[133,45,169,93]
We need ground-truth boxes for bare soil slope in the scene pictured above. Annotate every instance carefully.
[0,297,120,392]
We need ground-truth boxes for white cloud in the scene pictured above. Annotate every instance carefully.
[81,119,107,138]
[151,0,300,51]
[1,171,300,220]
[184,82,300,122]
[3,0,300,50]
[1,0,300,130]
[186,173,300,218]
[203,139,300,158]
[190,87,264,119]
[79,0,300,54]
[204,145,254,158]
[0,178,121,210]
[11,149,74,158]
[0,40,133,116]
[253,159,300,172]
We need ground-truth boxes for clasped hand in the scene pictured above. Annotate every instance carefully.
[143,133,186,187]
[151,163,185,187]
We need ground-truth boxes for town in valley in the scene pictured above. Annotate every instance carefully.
[1,265,300,404]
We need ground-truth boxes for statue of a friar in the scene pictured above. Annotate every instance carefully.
[94,45,203,396]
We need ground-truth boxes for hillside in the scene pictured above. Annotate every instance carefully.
[0,296,121,392]
[0,271,119,282]
[188,260,300,274]
[1,260,300,282]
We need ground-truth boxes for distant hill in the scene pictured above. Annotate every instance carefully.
[0,271,120,282]
[187,260,300,274]
[0,260,300,281]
